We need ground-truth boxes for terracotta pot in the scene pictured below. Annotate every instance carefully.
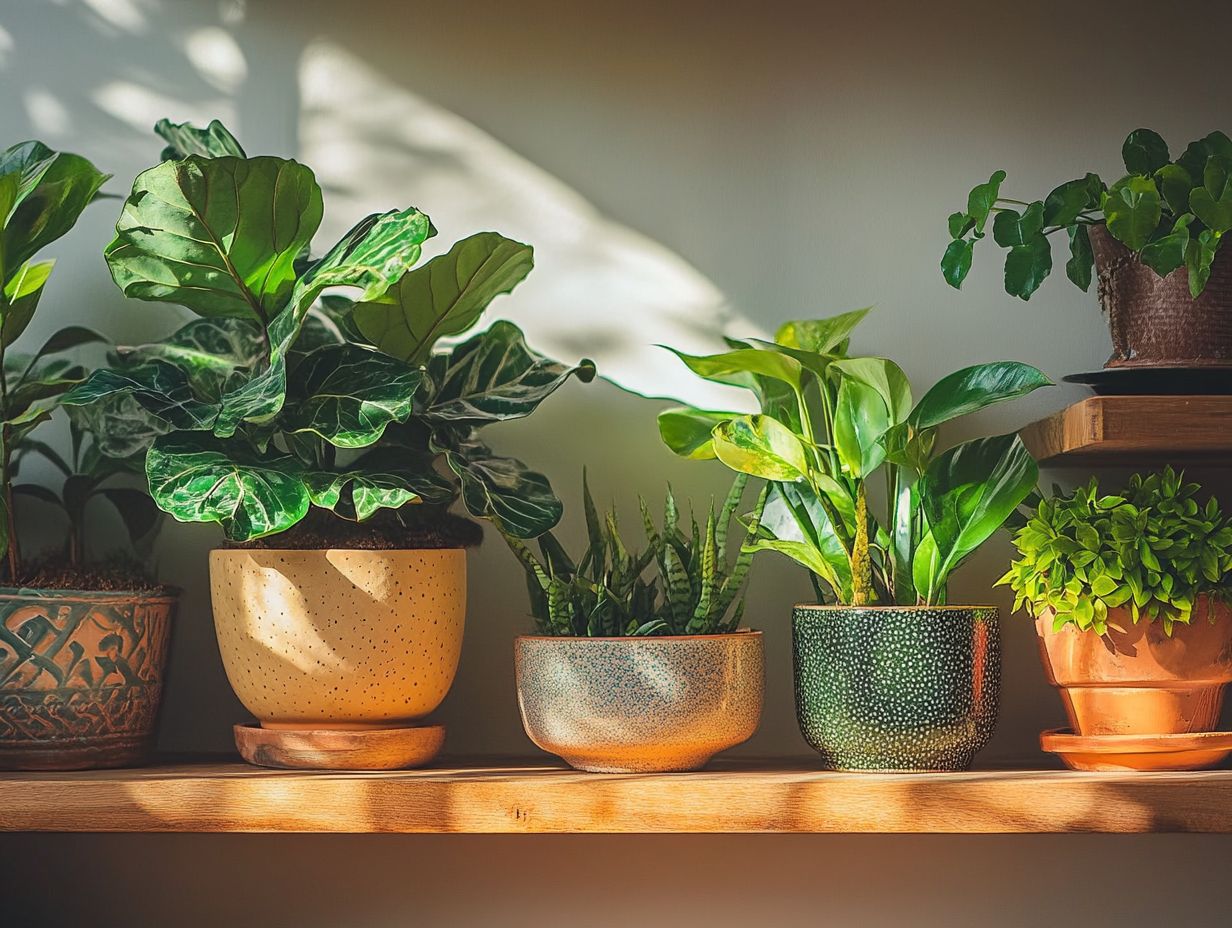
[210,548,465,729]
[1089,222,1232,368]
[514,631,763,773]
[1036,598,1232,736]
[793,605,1001,771]
[0,588,177,770]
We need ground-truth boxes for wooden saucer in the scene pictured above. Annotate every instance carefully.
[234,723,445,771]
[1041,728,1232,772]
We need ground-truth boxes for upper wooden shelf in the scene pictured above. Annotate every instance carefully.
[1019,395,1232,466]
[4,758,1232,834]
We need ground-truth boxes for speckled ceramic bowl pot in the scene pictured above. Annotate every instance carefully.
[515,631,764,773]
[793,605,1000,772]
[0,588,177,770]
[210,548,465,729]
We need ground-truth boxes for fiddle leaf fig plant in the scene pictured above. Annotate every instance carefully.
[943,128,1232,299]
[503,473,765,636]
[64,119,594,543]
[1000,469,1232,636]
[657,307,1050,606]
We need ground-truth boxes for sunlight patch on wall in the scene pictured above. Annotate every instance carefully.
[184,26,247,92]
[297,41,759,412]
[24,88,72,136]
[0,23,13,67]
[92,80,234,134]
[78,0,149,34]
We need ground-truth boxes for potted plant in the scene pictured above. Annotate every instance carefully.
[1001,469,1232,770]
[503,474,766,772]
[656,307,1050,770]
[943,128,1232,371]
[0,139,176,771]
[64,120,593,768]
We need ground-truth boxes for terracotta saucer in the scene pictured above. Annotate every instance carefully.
[1041,728,1232,772]
[234,723,445,771]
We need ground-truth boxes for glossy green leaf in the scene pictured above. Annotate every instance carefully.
[712,414,809,482]
[442,438,562,538]
[1103,175,1162,250]
[941,238,974,289]
[155,118,246,160]
[966,170,1006,234]
[65,391,170,459]
[1122,128,1170,176]
[910,361,1051,430]
[1,259,53,345]
[1188,155,1232,233]
[305,450,454,521]
[1065,223,1094,291]
[97,487,162,543]
[657,406,738,460]
[1185,229,1222,297]
[1139,215,1192,278]
[423,321,595,424]
[661,345,803,392]
[105,156,323,321]
[62,360,220,432]
[119,316,265,400]
[1003,235,1053,300]
[833,377,889,478]
[830,357,912,424]
[1043,174,1101,226]
[775,307,870,354]
[145,433,309,541]
[354,232,532,364]
[1155,164,1195,215]
[992,201,1044,247]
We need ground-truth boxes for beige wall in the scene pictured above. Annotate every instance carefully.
[2,1,1232,925]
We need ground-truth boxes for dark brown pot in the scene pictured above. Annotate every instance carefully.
[0,588,176,770]
[1089,222,1232,368]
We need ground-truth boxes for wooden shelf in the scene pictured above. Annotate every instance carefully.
[1019,395,1232,466]
[4,758,1232,834]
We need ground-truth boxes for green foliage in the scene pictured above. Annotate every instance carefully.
[943,128,1232,299]
[64,119,594,542]
[1000,469,1232,636]
[655,309,1049,606]
[504,474,765,636]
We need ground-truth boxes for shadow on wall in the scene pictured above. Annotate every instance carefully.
[0,0,769,753]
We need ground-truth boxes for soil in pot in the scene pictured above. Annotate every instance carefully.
[232,506,483,551]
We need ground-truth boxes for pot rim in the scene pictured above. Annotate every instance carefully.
[515,628,762,642]
[793,603,998,611]
[210,546,469,555]
[0,587,180,603]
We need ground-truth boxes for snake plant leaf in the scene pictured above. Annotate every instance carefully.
[423,321,595,424]
[830,357,912,424]
[941,238,974,289]
[155,118,247,160]
[657,406,738,460]
[304,450,454,521]
[661,345,803,392]
[918,433,1038,590]
[1122,128,1170,176]
[909,361,1051,430]
[354,232,532,365]
[1003,234,1053,300]
[105,156,323,322]
[833,377,889,478]
[712,413,809,482]
[282,344,424,448]
[1103,175,1162,250]
[1065,224,1094,291]
[775,307,870,355]
[0,143,109,277]
[62,359,220,432]
[145,432,309,540]
[1,260,54,345]
[442,438,562,538]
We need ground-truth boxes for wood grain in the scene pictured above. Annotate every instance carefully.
[1019,395,1232,465]
[3,758,1232,834]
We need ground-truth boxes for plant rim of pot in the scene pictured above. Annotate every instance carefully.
[516,628,761,642]
[0,586,178,600]
[794,602,996,611]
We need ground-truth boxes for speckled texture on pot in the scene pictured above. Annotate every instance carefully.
[793,605,1000,772]
[210,549,465,728]
[515,631,764,773]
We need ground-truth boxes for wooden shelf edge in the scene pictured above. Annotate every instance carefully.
[1020,395,1232,466]
[3,758,1232,834]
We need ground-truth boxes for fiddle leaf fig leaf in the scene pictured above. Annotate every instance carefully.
[658,406,738,460]
[65,390,170,459]
[62,360,220,432]
[282,344,424,448]
[305,450,454,521]
[1122,128,1170,176]
[1003,234,1053,299]
[941,238,974,289]
[423,321,595,424]
[145,433,309,541]
[155,118,246,160]
[1065,223,1094,291]
[1103,175,1162,250]
[105,156,323,321]
[119,316,265,400]
[712,414,810,482]
[441,437,562,538]
[354,232,533,364]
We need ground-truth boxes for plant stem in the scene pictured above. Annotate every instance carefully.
[851,483,873,606]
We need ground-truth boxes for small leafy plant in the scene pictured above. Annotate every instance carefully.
[1000,469,1232,635]
[656,307,1050,606]
[943,128,1232,300]
[0,140,158,581]
[503,473,765,636]
[65,120,594,543]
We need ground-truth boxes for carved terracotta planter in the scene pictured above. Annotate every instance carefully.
[515,631,764,773]
[210,548,466,729]
[0,588,177,770]
[1036,597,1232,736]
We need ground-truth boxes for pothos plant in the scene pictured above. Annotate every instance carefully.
[0,140,159,581]
[656,307,1050,606]
[1000,469,1232,636]
[63,119,594,542]
[943,128,1232,300]
[502,473,764,636]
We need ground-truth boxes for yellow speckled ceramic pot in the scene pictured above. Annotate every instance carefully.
[210,549,465,729]
[515,630,764,773]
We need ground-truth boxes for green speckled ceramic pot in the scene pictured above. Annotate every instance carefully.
[793,605,1000,772]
